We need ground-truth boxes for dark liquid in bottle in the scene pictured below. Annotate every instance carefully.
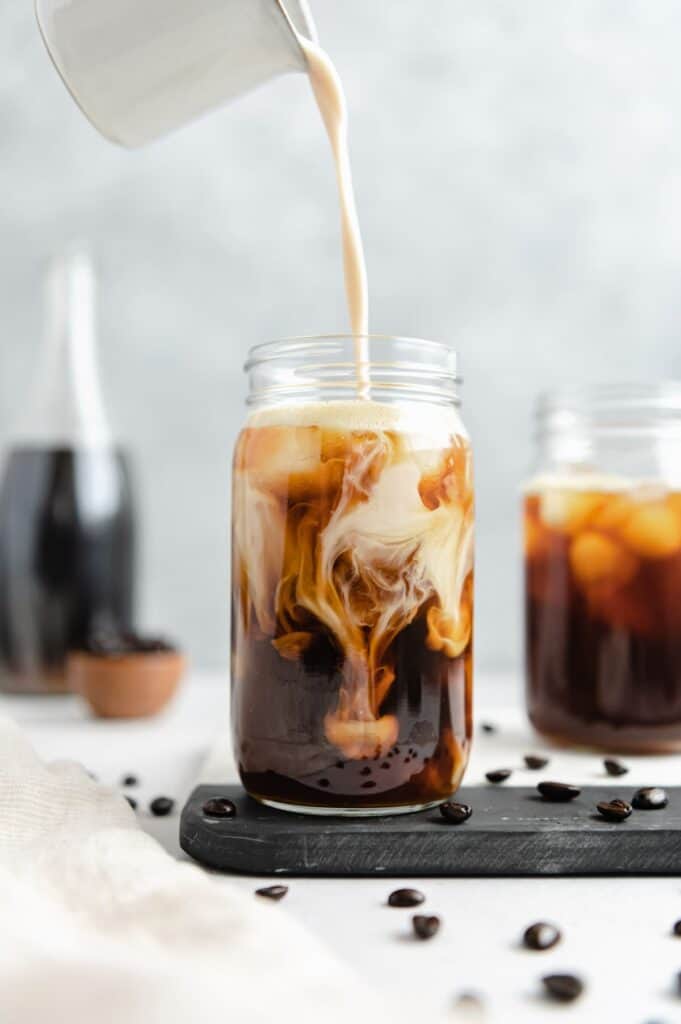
[0,447,135,693]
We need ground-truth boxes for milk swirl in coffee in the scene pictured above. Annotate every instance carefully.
[232,400,474,811]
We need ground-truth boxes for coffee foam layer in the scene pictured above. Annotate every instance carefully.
[246,400,465,436]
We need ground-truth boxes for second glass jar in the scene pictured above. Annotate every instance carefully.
[525,384,681,753]
[231,335,474,814]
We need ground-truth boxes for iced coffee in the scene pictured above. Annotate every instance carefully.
[526,478,681,751]
[231,398,473,813]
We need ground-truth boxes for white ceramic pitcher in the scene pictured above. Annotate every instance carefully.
[35,0,316,148]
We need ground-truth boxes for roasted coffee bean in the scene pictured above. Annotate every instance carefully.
[121,774,138,787]
[202,797,236,819]
[84,629,175,656]
[412,914,440,940]
[453,992,484,1014]
[596,798,632,822]
[672,919,681,937]
[388,888,425,908]
[604,758,629,777]
[125,795,137,810]
[149,796,174,817]
[255,885,288,901]
[537,781,581,802]
[523,922,561,951]
[317,778,330,787]
[524,755,549,770]
[439,801,473,825]
[486,769,512,784]
[480,722,496,734]
[542,974,583,1002]
[632,787,668,810]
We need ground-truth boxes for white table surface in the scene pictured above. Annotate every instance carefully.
[5,670,681,1024]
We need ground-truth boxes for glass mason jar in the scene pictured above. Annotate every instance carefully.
[231,335,474,815]
[525,384,681,753]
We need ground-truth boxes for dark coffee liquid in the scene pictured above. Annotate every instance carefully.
[525,489,681,752]
[234,611,471,811]
[0,447,135,693]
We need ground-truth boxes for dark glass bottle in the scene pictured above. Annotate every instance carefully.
[0,247,135,693]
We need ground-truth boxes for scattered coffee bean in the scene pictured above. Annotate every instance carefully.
[524,755,549,770]
[388,888,425,908]
[480,722,496,734]
[360,766,372,776]
[453,992,484,1015]
[361,780,376,789]
[523,922,561,951]
[255,884,288,901]
[381,762,390,770]
[202,797,236,819]
[537,781,581,802]
[632,787,668,810]
[672,919,681,937]
[596,798,632,822]
[604,758,629,777]
[542,974,583,1003]
[121,774,138,787]
[412,914,440,940]
[149,796,174,817]
[440,801,473,825]
[125,795,137,810]
[317,778,330,787]
[486,769,512,784]
[335,760,344,769]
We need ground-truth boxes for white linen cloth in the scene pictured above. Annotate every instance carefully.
[0,713,387,1024]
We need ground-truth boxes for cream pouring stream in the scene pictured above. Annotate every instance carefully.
[296,34,371,398]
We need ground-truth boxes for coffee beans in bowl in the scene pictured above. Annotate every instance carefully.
[68,630,185,718]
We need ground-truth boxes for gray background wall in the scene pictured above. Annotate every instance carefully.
[1,0,681,670]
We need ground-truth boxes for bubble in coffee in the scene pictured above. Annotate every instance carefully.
[231,400,474,812]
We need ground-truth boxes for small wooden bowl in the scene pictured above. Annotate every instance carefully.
[68,649,185,719]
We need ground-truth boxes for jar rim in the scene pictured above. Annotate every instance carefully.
[537,381,681,420]
[243,334,461,408]
[244,333,459,373]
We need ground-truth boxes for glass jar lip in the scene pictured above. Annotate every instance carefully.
[537,381,681,421]
[244,333,459,375]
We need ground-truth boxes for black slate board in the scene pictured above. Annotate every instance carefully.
[180,784,681,876]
